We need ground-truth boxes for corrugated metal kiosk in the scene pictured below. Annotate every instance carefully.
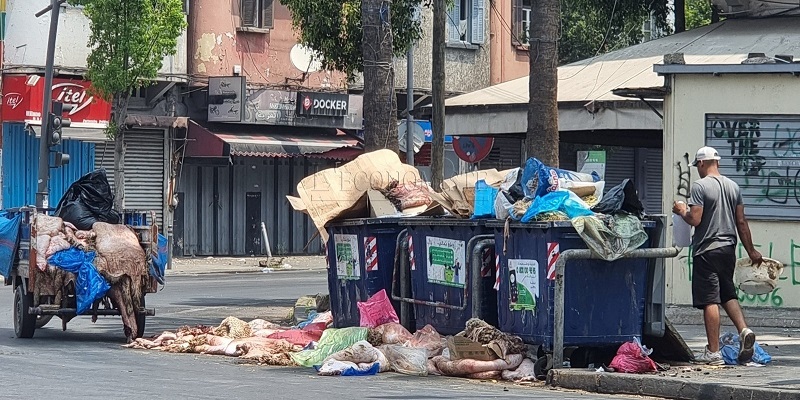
[326,218,405,328]
[400,218,498,335]
[487,218,667,366]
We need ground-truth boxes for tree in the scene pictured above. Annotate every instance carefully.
[527,0,561,167]
[559,0,671,64]
[74,0,186,210]
[361,0,398,152]
[686,0,714,30]
[431,0,445,189]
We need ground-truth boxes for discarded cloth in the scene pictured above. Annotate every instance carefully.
[609,339,658,373]
[571,214,648,261]
[48,248,110,314]
[291,327,369,367]
[720,332,771,365]
[316,359,381,376]
[461,318,527,359]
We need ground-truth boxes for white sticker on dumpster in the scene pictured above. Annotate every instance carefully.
[334,234,360,280]
[508,259,539,311]
[426,237,466,288]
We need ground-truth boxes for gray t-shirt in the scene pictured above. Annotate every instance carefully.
[688,175,743,256]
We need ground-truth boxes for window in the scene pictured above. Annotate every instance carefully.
[240,0,274,30]
[446,0,486,46]
[512,0,532,46]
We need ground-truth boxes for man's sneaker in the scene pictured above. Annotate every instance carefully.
[696,346,725,365]
[738,328,756,364]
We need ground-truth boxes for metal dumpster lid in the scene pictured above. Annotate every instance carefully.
[485,217,658,229]
[326,217,402,227]
[399,217,486,227]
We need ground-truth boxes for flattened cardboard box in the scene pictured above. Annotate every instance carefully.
[447,336,501,361]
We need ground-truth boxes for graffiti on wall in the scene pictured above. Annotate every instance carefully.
[706,115,800,219]
[678,238,800,308]
[675,153,693,200]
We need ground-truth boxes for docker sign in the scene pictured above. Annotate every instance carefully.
[296,92,349,117]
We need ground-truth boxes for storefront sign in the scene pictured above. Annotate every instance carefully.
[208,76,246,122]
[1,75,111,128]
[296,92,349,117]
[241,89,363,130]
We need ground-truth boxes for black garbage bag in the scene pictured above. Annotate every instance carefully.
[55,169,121,230]
[591,179,644,217]
[507,169,525,202]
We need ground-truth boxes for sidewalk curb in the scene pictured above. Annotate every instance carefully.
[166,267,327,276]
[546,370,796,400]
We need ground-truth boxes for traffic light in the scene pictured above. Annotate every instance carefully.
[48,101,74,166]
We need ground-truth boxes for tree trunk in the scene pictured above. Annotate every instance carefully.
[361,0,398,153]
[674,0,686,33]
[113,93,130,212]
[431,0,446,190]
[527,0,560,167]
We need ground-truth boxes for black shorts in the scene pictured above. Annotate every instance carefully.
[692,245,737,309]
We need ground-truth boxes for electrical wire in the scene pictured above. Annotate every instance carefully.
[559,0,619,81]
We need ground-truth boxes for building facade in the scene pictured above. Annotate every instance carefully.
[178,0,363,257]
[1,0,189,232]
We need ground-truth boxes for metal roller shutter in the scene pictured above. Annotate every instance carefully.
[642,148,663,214]
[478,137,524,171]
[603,147,636,193]
[122,131,166,226]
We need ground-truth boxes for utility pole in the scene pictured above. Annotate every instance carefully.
[405,46,415,165]
[526,0,560,167]
[431,0,446,190]
[35,0,66,209]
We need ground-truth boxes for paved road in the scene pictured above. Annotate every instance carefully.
[0,271,654,400]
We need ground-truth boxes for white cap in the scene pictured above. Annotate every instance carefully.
[692,146,721,166]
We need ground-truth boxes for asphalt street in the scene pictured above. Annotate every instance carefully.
[0,271,656,400]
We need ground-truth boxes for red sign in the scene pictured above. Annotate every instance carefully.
[452,136,494,163]
[1,75,112,128]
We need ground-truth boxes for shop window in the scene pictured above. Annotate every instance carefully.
[447,0,486,45]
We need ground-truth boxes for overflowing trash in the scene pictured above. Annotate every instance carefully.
[720,332,772,366]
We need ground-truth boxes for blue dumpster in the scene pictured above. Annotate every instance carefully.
[326,218,404,328]
[488,219,662,351]
[401,218,497,335]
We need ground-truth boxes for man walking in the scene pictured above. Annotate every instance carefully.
[672,146,763,365]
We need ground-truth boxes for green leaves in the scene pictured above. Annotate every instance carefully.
[282,0,425,79]
[74,0,186,100]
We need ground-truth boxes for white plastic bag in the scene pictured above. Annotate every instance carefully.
[380,344,429,376]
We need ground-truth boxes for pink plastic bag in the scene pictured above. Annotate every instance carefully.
[609,341,658,373]
[358,289,400,328]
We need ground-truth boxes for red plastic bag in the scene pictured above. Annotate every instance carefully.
[268,323,325,347]
[609,341,658,373]
[358,289,400,328]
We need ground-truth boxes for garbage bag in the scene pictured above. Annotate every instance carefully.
[373,322,413,345]
[0,212,21,278]
[609,340,658,373]
[291,327,369,367]
[321,340,389,373]
[380,344,429,376]
[571,214,648,261]
[591,179,644,217]
[720,332,771,365]
[473,180,499,218]
[521,158,600,199]
[520,191,593,223]
[494,191,514,220]
[357,289,399,328]
[54,170,121,231]
[48,248,111,314]
[316,359,381,376]
[149,233,168,284]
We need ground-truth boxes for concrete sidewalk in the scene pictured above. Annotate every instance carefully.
[548,324,800,400]
[166,255,327,275]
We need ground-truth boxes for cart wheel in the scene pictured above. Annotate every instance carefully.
[36,315,54,329]
[13,287,37,338]
[534,355,552,381]
[135,297,146,339]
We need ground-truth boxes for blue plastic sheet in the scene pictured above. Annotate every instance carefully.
[48,248,110,314]
[520,191,594,222]
[521,158,600,199]
[720,332,772,365]
[472,180,498,218]
[149,233,168,284]
[0,212,22,279]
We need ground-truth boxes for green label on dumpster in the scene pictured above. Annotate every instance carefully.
[334,234,360,280]
[509,259,539,312]
[426,237,466,288]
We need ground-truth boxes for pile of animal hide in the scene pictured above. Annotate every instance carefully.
[34,215,148,341]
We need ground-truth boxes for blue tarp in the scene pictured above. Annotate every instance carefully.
[48,248,110,314]
[0,211,22,279]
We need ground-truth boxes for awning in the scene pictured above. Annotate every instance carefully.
[186,120,361,160]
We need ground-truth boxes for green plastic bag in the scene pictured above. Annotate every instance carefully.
[291,327,369,367]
